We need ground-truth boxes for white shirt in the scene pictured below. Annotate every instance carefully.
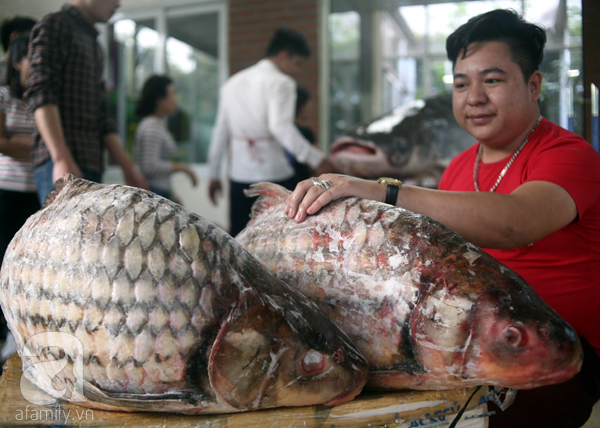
[208,59,325,182]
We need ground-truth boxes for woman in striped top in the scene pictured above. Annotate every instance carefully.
[0,33,41,362]
[134,75,197,203]
[0,33,40,261]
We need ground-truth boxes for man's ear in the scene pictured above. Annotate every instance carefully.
[275,50,290,61]
[529,71,543,102]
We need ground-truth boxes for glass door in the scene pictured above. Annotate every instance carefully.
[107,2,227,164]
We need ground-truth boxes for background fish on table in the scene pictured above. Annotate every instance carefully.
[0,175,368,415]
[237,182,583,391]
[329,94,476,185]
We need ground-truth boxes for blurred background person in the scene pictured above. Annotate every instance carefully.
[208,27,335,237]
[134,74,197,203]
[288,85,316,186]
[0,33,39,370]
[26,0,147,204]
[0,16,36,63]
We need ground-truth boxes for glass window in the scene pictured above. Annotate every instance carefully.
[166,12,220,164]
[107,6,224,164]
[329,0,584,138]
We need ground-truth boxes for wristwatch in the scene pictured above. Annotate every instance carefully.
[377,177,402,205]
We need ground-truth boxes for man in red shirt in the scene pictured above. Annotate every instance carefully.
[285,9,600,428]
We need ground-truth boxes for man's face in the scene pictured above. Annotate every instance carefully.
[452,41,541,152]
[76,0,120,24]
[278,53,305,77]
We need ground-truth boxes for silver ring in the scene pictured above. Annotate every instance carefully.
[320,180,332,190]
[311,177,321,186]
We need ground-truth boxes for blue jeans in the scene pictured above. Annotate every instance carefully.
[33,159,102,206]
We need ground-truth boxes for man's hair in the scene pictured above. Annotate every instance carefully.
[265,28,311,58]
[1,16,36,52]
[6,33,30,99]
[135,75,173,118]
[446,9,547,81]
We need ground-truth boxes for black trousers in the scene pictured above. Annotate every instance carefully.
[229,177,297,238]
[0,188,41,341]
[489,337,600,428]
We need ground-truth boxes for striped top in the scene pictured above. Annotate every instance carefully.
[26,4,117,173]
[134,116,176,192]
[0,86,36,192]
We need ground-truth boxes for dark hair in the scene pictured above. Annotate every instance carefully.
[265,28,311,58]
[1,16,36,52]
[446,9,547,82]
[6,34,30,99]
[295,86,310,118]
[135,75,173,118]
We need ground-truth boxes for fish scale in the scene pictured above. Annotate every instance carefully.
[237,182,584,391]
[0,175,368,414]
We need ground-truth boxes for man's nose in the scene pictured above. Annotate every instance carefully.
[467,82,487,105]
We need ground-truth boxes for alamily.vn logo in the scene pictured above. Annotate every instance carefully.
[19,332,85,405]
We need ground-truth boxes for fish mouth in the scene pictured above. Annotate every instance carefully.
[330,137,378,156]
[329,137,392,178]
[514,364,582,389]
[322,377,366,406]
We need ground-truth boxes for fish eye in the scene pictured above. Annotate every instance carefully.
[300,349,325,375]
[504,325,527,348]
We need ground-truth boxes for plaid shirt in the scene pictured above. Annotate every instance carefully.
[26,4,116,173]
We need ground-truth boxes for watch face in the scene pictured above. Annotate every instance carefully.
[378,177,402,187]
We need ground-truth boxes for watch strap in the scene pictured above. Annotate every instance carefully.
[385,184,399,205]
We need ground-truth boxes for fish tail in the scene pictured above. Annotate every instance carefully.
[245,182,290,220]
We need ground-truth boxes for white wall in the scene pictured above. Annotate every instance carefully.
[104,165,230,232]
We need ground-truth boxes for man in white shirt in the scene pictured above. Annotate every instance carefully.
[208,27,334,236]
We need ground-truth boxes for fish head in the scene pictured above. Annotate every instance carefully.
[413,254,583,389]
[464,270,584,389]
[329,94,475,180]
[209,286,368,411]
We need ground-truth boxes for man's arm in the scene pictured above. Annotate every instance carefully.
[207,93,230,205]
[267,79,328,171]
[34,104,82,182]
[395,181,577,248]
[287,176,577,249]
[103,132,148,189]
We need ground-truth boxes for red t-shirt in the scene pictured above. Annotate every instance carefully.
[439,118,600,356]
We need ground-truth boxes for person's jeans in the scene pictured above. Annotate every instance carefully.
[33,159,102,206]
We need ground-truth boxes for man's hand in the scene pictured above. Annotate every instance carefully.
[209,179,222,205]
[52,156,83,183]
[123,167,148,190]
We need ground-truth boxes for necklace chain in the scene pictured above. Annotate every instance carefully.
[473,115,543,192]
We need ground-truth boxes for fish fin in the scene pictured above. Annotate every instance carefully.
[209,288,286,410]
[244,182,290,220]
[83,380,201,411]
[41,174,76,209]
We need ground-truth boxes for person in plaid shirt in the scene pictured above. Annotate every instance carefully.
[26,0,147,204]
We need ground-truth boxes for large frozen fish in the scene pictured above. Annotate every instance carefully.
[0,175,367,414]
[329,94,476,183]
[237,182,583,391]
